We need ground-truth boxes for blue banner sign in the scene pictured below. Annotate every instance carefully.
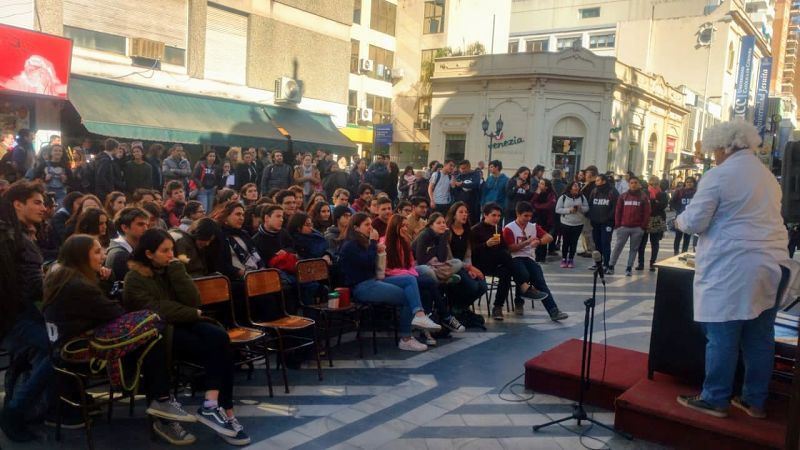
[753,57,772,137]
[374,124,393,145]
[733,35,755,120]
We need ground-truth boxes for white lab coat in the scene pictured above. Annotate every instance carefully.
[675,150,789,322]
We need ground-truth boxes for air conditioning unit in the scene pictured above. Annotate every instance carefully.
[361,59,374,73]
[384,68,392,80]
[419,121,430,130]
[375,64,385,78]
[392,68,405,79]
[274,77,303,104]
[360,108,374,122]
[129,37,165,61]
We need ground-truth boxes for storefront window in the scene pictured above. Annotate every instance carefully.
[445,134,466,162]
[348,90,358,125]
[397,142,429,168]
[551,136,582,181]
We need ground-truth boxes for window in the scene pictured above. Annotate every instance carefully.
[727,42,735,72]
[526,39,549,52]
[589,33,615,49]
[508,41,519,53]
[421,48,439,67]
[367,94,392,124]
[424,0,445,34]
[205,6,248,85]
[557,37,581,50]
[351,40,361,74]
[164,46,185,66]
[348,90,358,124]
[415,97,431,130]
[64,26,126,55]
[370,0,397,36]
[368,45,394,81]
[580,7,600,19]
[354,0,361,24]
[445,134,466,162]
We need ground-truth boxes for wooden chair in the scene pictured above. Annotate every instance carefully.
[193,274,273,396]
[244,269,322,394]
[296,258,362,366]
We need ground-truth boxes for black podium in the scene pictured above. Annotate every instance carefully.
[648,254,707,384]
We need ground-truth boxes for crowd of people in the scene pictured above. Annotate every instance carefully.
[0,130,707,446]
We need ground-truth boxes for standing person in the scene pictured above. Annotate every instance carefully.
[505,166,532,223]
[348,158,368,196]
[428,159,455,215]
[480,160,508,211]
[95,138,124,204]
[502,201,568,320]
[124,142,154,196]
[531,178,557,262]
[674,120,791,420]
[366,155,391,196]
[1,181,51,441]
[551,170,567,197]
[11,128,35,180]
[161,144,191,190]
[145,143,164,190]
[32,144,70,207]
[293,153,321,204]
[260,149,293,193]
[452,160,481,225]
[398,166,418,200]
[192,150,219,215]
[339,212,441,352]
[315,149,334,182]
[577,166,599,257]
[587,174,618,272]
[670,176,697,255]
[0,130,14,160]
[636,175,668,272]
[234,150,258,191]
[220,162,236,190]
[385,154,400,203]
[555,181,589,268]
[607,177,650,276]
[322,164,349,201]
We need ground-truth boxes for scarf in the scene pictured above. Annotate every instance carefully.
[223,225,261,269]
[403,173,416,196]
[648,185,661,200]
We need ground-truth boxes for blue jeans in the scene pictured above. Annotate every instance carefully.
[197,188,215,215]
[510,257,559,314]
[352,275,423,336]
[3,319,53,418]
[447,268,487,311]
[700,266,790,409]
[415,266,449,317]
[591,222,613,267]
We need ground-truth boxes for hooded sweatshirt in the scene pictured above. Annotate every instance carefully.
[615,189,651,229]
[555,192,589,227]
[670,187,696,215]
[587,183,619,226]
[104,236,133,281]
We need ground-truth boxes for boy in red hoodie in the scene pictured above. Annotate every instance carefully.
[607,177,650,276]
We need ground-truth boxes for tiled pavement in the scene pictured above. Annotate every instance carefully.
[2,245,671,449]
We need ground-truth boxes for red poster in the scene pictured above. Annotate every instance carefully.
[0,24,72,98]
[665,136,676,154]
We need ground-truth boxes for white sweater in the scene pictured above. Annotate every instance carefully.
[555,194,589,227]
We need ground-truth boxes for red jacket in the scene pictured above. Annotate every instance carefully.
[614,190,650,229]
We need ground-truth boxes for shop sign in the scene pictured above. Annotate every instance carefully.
[665,137,676,154]
[733,35,755,120]
[489,133,525,150]
[0,24,72,99]
[374,124,393,145]
[753,57,772,137]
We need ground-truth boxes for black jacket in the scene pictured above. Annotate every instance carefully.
[252,225,294,264]
[470,221,510,270]
[413,227,450,265]
[260,163,293,193]
[587,183,619,226]
[94,151,119,201]
[234,162,258,190]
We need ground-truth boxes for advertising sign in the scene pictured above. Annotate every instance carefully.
[374,124,393,145]
[733,35,755,120]
[665,136,676,154]
[753,57,772,137]
[0,24,73,98]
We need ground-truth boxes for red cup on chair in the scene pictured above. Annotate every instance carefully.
[335,287,351,307]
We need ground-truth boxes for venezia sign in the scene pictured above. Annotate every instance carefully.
[488,134,525,150]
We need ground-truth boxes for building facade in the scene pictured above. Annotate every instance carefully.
[428,47,688,179]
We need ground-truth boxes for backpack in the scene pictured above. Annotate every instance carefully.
[88,310,164,390]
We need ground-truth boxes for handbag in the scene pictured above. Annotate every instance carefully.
[269,251,299,274]
[648,216,667,234]
[375,252,386,280]
[428,257,457,282]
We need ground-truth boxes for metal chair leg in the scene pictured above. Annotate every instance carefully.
[263,339,274,398]
[313,325,323,381]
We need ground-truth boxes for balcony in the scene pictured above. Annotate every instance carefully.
[787,38,798,49]
[782,84,795,95]
[746,0,769,9]
[786,53,797,64]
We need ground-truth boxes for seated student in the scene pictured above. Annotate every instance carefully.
[212,201,264,283]
[170,218,220,278]
[42,235,197,445]
[413,212,464,282]
[351,183,373,213]
[308,192,327,209]
[216,188,239,206]
[308,201,332,232]
[445,202,488,318]
[163,181,186,228]
[396,200,412,217]
[123,229,249,445]
[179,201,205,232]
[325,205,351,260]
[51,190,83,244]
[503,201,568,321]
[274,189,298,223]
[287,212,332,264]
[371,197,393,238]
[338,212,441,352]
[63,194,103,239]
[130,188,156,208]
[383,214,463,347]
[105,207,149,281]
[331,188,351,211]
[471,202,518,321]
[142,201,169,230]
[406,196,429,241]
[239,183,259,207]
[75,207,111,249]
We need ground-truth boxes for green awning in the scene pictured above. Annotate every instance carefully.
[264,105,357,156]
[68,76,287,149]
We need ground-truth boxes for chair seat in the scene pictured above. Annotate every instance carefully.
[227,327,265,343]
[254,315,314,330]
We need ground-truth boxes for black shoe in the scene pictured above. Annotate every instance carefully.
[625,267,632,276]
[649,265,656,272]
[676,394,728,418]
[549,310,569,321]
[605,266,614,275]
[635,264,644,271]
[491,306,504,321]
[1,410,38,442]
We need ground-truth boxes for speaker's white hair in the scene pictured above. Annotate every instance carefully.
[701,119,762,154]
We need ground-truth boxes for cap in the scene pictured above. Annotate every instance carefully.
[333,205,352,222]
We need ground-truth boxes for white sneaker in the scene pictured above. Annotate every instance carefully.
[411,314,442,331]
[422,330,437,346]
[398,337,428,351]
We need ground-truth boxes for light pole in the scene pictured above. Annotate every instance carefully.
[696,14,732,140]
[770,113,782,174]
[482,114,504,162]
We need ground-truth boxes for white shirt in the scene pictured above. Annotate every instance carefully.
[675,150,789,322]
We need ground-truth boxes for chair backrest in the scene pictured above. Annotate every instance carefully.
[296,258,330,285]
[194,275,231,306]
[244,269,282,297]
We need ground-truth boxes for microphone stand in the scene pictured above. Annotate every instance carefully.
[533,263,632,439]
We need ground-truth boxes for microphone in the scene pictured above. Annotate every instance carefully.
[592,250,605,283]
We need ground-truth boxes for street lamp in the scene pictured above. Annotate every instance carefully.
[696,13,733,139]
[770,113,782,174]
[482,114,504,162]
